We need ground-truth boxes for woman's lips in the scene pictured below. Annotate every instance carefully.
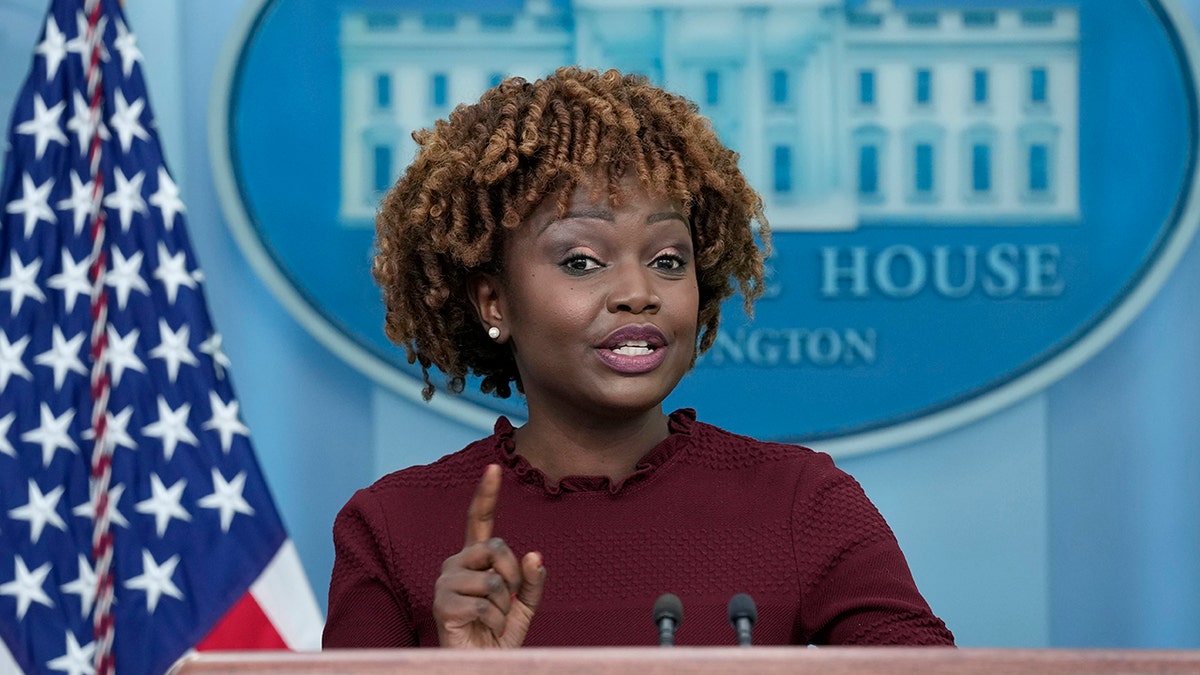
[596,325,668,374]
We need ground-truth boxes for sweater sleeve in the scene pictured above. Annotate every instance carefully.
[792,468,955,646]
[323,488,418,648]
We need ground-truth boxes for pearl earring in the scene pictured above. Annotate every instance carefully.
[487,326,501,340]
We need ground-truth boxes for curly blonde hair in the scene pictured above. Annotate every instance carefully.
[374,67,770,400]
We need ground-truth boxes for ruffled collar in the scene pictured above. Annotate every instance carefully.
[493,408,696,495]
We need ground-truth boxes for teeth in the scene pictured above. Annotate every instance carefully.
[613,345,654,356]
[607,339,657,356]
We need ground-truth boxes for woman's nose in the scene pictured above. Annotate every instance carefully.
[606,264,661,314]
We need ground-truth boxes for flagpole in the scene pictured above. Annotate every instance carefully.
[81,0,116,673]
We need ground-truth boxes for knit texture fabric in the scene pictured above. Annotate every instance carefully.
[323,409,954,648]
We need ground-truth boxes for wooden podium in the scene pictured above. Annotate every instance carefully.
[172,647,1200,674]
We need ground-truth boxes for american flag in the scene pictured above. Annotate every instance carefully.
[0,1,323,673]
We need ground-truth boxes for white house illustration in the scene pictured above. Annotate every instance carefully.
[338,0,1079,231]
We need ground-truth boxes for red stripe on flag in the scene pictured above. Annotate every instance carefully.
[196,593,288,650]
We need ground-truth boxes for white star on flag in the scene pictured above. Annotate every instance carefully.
[46,250,93,313]
[0,556,54,620]
[0,331,34,388]
[81,405,138,454]
[103,166,147,232]
[15,94,68,159]
[113,19,142,79]
[19,403,78,467]
[71,482,130,529]
[45,631,96,675]
[154,242,196,304]
[0,412,17,458]
[59,554,98,619]
[56,170,95,234]
[109,89,148,152]
[64,11,108,63]
[202,391,250,453]
[33,325,88,391]
[199,332,231,380]
[198,469,255,532]
[34,15,68,81]
[149,319,198,382]
[135,474,192,537]
[104,325,146,386]
[149,167,185,230]
[106,247,150,309]
[8,479,69,544]
[124,550,184,613]
[66,91,110,155]
[1,252,48,315]
[5,173,57,238]
[141,397,198,461]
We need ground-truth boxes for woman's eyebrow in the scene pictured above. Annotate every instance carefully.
[560,208,614,222]
[647,211,687,226]
[537,208,613,235]
[538,208,687,235]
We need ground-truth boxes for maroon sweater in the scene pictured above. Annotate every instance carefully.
[323,409,953,648]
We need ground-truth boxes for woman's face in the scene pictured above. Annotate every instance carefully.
[486,175,699,422]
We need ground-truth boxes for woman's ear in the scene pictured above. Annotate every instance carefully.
[468,272,506,342]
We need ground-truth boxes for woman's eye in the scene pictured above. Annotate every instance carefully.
[652,254,686,271]
[562,254,602,273]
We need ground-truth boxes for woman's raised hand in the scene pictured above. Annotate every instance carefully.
[433,464,546,648]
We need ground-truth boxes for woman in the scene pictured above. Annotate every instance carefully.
[323,67,953,648]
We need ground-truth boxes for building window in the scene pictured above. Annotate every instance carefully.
[854,125,887,203]
[904,124,943,202]
[1029,67,1048,105]
[906,11,939,28]
[375,74,392,109]
[914,68,932,106]
[422,14,456,31]
[915,143,934,194]
[366,13,398,30]
[972,143,991,193]
[704,70,720,106]
[480,14,515,31]
[973,69,989,105]
[859,144,879,196]
[962,125,997,201]
[1019,123,1058,202]
[1029,144,1049,192]
[773,145,793,193]
[771,70,789,105]
[536,15,571,32]
[431,73,448,107]
[858,69,875,106]
[963,10,997,28]
[847,11,883,28]
[373,144,393,194]
[1021,9,1055,27]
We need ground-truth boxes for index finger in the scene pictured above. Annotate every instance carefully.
[465,464,502,546]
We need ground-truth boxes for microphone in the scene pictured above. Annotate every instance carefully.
[652,593,684,646]
[727,593,757,647]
